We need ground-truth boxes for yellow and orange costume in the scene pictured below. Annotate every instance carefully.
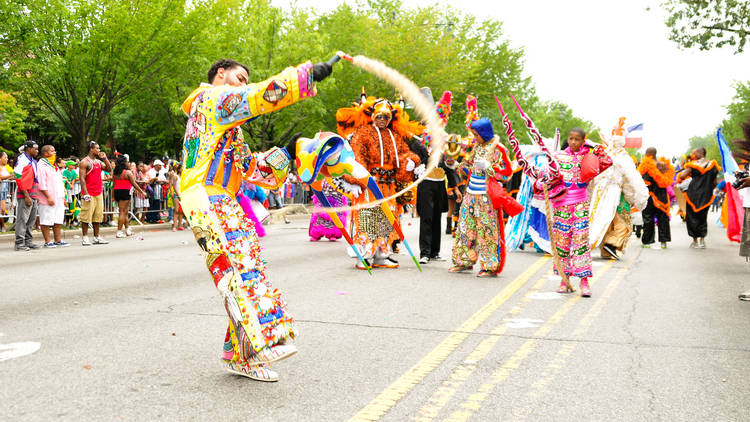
[179,62,318,368]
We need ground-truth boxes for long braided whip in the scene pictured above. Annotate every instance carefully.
[316,53,447,214]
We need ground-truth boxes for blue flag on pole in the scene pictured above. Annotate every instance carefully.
[716,128,739,175]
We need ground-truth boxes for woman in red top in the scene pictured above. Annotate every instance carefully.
[112,156,146,238]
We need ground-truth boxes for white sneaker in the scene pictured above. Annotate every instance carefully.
[93,236,109,244]
[82,236,91,246]
[419,256,430,264]
[116,231,126,238]
[244,344,298,366]
[224,361,279,382]
[126,227,134,236]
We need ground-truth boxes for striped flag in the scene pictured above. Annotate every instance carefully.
[716,128,744,243]
[624,123,643,148]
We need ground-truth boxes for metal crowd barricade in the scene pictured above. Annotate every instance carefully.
[0,180,18,226]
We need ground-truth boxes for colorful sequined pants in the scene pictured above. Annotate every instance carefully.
[181,184,294,365]
[552,201,592,278]
[451,193,501,272]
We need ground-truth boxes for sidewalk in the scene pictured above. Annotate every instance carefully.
[1,204,314,245]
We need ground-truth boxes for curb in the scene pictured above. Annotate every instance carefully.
[0,222,173,244]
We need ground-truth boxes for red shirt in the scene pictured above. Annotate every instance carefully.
[84,157,103,196]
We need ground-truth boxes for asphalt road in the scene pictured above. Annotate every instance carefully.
[1,211,749,421]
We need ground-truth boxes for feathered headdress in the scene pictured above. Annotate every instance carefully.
[336,91,425,140]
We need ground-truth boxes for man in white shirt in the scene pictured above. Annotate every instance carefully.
[146,159,168,223]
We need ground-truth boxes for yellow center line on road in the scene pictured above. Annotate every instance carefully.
[413,270,553,422]
[348,257,550,422]
[444,260,615,422]
[513,262,631,420]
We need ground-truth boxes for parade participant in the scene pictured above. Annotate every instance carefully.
[588,119,649,259]
[37,145,69,247]
[79,141,112,246]
[14,141,40,251]
[336,95,423,269]
[638,147,675,249]
[179,57,334,382]
[505,144,553,254]
[411,90,459,263]
[449,117,513,277]
[677,147,719,248]
[309,179,348,241]
[547,129,612,295]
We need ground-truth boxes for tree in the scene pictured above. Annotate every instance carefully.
[0,0,235,155]
[0,91,27,155]
[722,81,750,143]
[662,0,750,53]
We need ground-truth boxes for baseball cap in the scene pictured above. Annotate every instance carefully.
[153,159,164,166]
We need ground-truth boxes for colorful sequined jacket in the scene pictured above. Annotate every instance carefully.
[552,144,612,206]
[180,62,316,195]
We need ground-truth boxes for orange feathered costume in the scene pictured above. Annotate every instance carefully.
[335,97,423,267]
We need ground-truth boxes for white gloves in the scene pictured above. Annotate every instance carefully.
[414,164,426,178]
[406,159,416,172]
[474,158,490,170]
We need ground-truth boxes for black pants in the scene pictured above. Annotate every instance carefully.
[417,180,445,258]
[686,206,709,238]
[148,198,161,223]
[641,199,671,244]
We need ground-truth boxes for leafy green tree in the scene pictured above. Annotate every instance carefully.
[662,0,750,53]
[0,0,235,155]
[0,91,27,155]
[722,81,750,144]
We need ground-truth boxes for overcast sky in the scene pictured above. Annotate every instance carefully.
[275,0,750,155]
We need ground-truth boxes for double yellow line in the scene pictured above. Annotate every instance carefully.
[348,257,549,422]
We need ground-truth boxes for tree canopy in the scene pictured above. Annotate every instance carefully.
[0,0,599,160]
[663,0,750,53]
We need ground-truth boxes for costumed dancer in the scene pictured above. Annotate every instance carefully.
[336,95,423,269]
[309,179,348,241]
[449,117,514,277]
[677,147,719,248]
[505,144,553,254]
[179,57,335,382]
[413,90,459,264]
[638,147,675,249]
[588,118,649,259]
[549,129,612,295]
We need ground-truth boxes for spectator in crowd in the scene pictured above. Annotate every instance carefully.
[79,141,112,246]
[267,187,283,209]
[14,141,40,251]
[146,159,168,223]
[0,151,14,231]
[134,162,150,222]
[169,162,185,231]
[37,145,69,248]
[112,155,146,238]
[62,158,81,227]
[738,166,750,301]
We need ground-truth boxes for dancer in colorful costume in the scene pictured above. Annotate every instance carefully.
[336,95,423,269]
[588,118,649,259]
[309,179,348,241]
[497,95,612,296]
[638,147,675,249]
[505,144,553,254]
[179,57,335,382]
[449,117,514,277]
[677,147,719,248]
